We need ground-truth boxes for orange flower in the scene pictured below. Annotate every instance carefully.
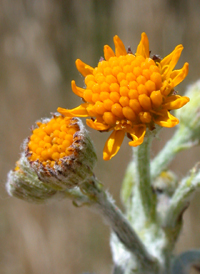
[58,33,189,160]
[27,115,79,168]
[26,115,97,188]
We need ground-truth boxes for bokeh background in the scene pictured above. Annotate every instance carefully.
[1,0,200,273]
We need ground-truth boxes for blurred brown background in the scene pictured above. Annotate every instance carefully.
[1,0,200,273]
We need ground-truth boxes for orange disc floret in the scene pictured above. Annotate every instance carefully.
[28,116,79,166]
[82,55,162,120]
[58,32,189,160]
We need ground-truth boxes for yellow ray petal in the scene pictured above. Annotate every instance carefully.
[86,105,97,117]
[136,32,149,58]
[154,110,179,128]
[75,59,94,77]
[113,35,127,57]
[57,104,89,117]
[86,119,110,131]
[171,62,189,87]
[127,125,146,147]
[163,95,190,110]
[104,45,115,61]
[71,80,84,98]
[161,45,184,79]
[103,130,125,160]
[170,63,186,79]
[160,45,183,68]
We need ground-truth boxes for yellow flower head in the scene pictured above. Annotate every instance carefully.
[28,115,79,168]
[26,114,97,189]
[58,33,189,160]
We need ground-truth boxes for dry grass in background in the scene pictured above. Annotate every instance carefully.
[1,0,200,273]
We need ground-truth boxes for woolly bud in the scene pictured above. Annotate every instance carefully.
[153,170,178,197]
[6,114,97,203]
[6,162,58,203]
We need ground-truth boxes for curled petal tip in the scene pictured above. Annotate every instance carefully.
[86,119,110,131]
[113,35,119,41]
[154,111,179,128]
[184,62,189,76]
[136,32,149,58]
[113,35,127,56]
[57,104,89,118]
[141,32,147,39]
[103,153,111,161]
[176,44,184,50]
[103,130,125,161]
[75,59,81,67]
[71,80,84,97]
[104,45,115,61]
[75,59,94,77]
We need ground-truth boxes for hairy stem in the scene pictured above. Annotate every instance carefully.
[151,127,195,181]
[133,135,156,221]
[164,167,200,229]
[82,177,159,272]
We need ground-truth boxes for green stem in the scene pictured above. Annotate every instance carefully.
[95,191,156,265]
[81,177,159,273]
[151,127,195,181]
[64,186,91,205]
[164,168,200,229]
[134,134,156,221]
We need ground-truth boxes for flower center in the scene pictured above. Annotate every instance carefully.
[83,54,164,126]
[28,116,79,167]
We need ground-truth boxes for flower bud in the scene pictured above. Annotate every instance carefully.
[25,114,97,190]
[153,170,179,219]
[6,114,97,203]
[175,80,200,141]
[153,170,178,197]
[6,162,57,203]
